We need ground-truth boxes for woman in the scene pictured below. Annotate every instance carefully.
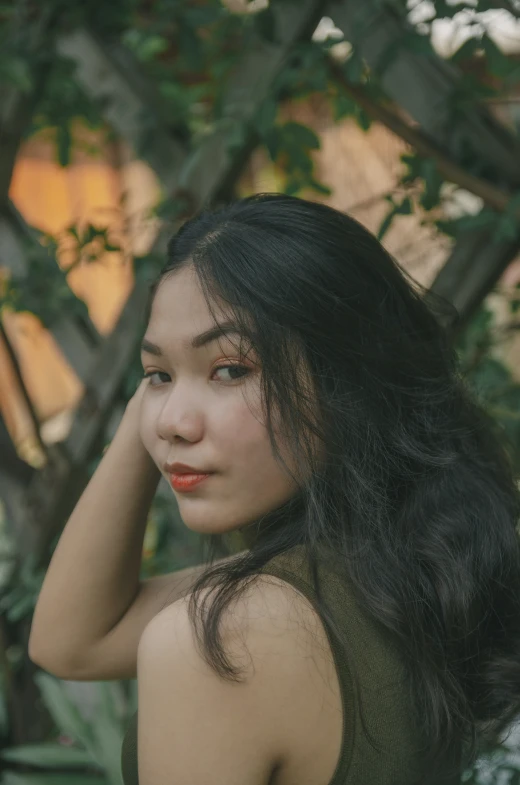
[30,193,520,785]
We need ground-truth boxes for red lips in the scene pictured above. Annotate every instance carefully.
[168,472,212,492]
[164,461,212,475]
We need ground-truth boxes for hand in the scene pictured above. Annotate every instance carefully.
[121,379,159,471]
[128,378,148,412]
[121,378,148,435]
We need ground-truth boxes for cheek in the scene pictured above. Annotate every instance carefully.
[214,396,267,454]
[217,398,294,482]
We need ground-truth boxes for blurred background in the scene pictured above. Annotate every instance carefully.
[1,0,520,782]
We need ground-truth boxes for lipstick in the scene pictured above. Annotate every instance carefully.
[169,472,212,492]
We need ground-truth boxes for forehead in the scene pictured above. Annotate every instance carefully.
[145,268,241,352]
[150,267,210,320]
[151,269,224,327]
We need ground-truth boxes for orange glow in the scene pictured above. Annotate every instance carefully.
[2,126,144,456]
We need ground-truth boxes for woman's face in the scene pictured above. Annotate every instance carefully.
[139,265,300,536]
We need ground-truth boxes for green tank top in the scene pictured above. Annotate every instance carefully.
[120,543,459,785]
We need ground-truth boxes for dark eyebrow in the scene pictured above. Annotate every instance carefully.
[140,321,242,356]
[191,322,242,349]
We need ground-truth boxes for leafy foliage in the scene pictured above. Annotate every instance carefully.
[0,224,122,329]
[2,1,520,781]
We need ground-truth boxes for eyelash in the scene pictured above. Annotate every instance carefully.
[143,364,251,387]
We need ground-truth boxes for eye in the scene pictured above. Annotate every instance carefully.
[212,364,250,382]
[143,371,170,386]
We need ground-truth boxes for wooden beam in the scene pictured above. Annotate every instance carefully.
[0,319,46,457]
[328,61,520,216]
[55,29,189,194]
[0,2,60,205]
[0,413,36,555]
[327,0,520,183]
[0,415,35,487]
[58,0,325,205]
[430,231,520,336]
[0,68,53,206]
[0,9,106,559]
[328,0,520,330]
[0,87,36,206]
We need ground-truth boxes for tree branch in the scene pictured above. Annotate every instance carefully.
[328,60,519,218]
[0,6,57,205]
[0,320,48,459]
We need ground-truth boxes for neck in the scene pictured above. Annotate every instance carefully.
[237,492,304,550]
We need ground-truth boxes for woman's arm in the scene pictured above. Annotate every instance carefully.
[28,383,161,676]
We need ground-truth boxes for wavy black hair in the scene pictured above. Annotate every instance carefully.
[146,193,520,784]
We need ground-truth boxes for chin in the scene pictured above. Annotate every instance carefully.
[178,509,250,537]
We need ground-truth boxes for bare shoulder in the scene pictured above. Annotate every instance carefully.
[139,571,333,683]
[136,573,342,785]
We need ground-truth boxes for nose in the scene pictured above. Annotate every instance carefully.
[156,385,205,443]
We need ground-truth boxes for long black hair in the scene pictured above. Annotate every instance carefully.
[146,193,520,783]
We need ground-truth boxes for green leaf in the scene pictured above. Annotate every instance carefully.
[281,122,320,150]
[0,57,33,92]
[263,128,280,161]
[469,357,511,400]
[420,159,443,211]
[284,178,304,196]
[504,191,520,218]
[308,178,332,196]
[402,31,435,57]
[286,145,313,175]
[401,153,423,184]
[355,106,371,131]
[454,304,493,361]
[377,197,413,241]
[121,30,168,62]
[0,773,108,785]
[255,99,278,137]
[433,0,465,18]
[482,35,514,79]
[450,37,480,64]
[65,225,80,243]
[6,593,34,622]
[138,35,168,62]
[332,94,357,122]
[177,21,204,70]
[88,683,126,785]
[395,196,412,215]
[493,212,520,243]
[183,5,224,27]
[32,673,100,766]
[56,124,72,167]
[81,225,105,245]
[0,672,9,736]
[152,197,188,222]
[378,206,397,242]
[0,743,94,768]
[254,6,278,44]
[344,52,364,84]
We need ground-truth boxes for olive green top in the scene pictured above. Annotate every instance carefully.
[120,543,456,785]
